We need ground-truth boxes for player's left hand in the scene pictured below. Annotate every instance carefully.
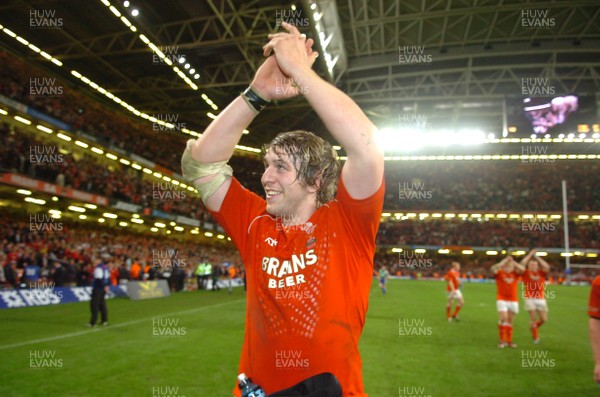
[263,22,318,80]
[594,363,600,384]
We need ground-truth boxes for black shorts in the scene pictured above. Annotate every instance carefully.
[270,373,342,397]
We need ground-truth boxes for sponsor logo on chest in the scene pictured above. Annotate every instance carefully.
[261,249,318,289]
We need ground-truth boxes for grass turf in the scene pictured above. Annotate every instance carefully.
[0,280,595,396]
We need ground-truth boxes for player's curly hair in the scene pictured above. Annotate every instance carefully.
[263,130,340,207]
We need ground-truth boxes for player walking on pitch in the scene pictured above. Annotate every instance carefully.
[378,266,390,295]
[445,261,464,322]
[520,249,550,344]
[182,22,384,396]
[491,256,524,348]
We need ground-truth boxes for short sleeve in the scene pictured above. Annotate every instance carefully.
[209,178,266,253]
[334,175,385,251]
[589,276,600,319]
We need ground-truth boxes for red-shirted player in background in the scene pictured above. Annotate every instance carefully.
[589,274,600,384]
[491,256,524,348]
[445,261,464,322]
[182,22,384,396]
[520,249,550,344]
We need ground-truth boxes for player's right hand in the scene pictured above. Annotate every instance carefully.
[251,25,317,101]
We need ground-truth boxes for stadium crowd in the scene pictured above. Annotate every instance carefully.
[0,122,213,222]
[0,211,243,291]
[0,50,264,193]
[1,50,599,290]
[377,218,600,248]
[2,50,600,213]
[0,51,185,172]
[386,160,600,212]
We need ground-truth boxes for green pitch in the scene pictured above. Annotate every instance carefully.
[0,280,595,396]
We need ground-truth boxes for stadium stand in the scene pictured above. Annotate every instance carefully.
[0,45,598,294]
[0,209,242,290]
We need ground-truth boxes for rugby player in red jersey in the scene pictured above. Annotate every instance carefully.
[491,256,524,348]
[520,249,550,344]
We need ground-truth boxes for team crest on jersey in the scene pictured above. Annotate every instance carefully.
[265,237,278,247]
[301,222,316,234]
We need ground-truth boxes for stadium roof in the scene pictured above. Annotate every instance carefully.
[1,0,599,147]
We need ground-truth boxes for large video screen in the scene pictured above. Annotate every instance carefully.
[509,95,597,136]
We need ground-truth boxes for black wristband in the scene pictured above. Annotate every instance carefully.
[242,86,270,113]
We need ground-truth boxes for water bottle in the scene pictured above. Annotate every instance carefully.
[237,373,266,397]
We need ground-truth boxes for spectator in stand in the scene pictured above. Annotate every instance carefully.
[2,50,600,214]
[130,258,142,280]
[211,263,221,291]
[118,262,129,284]
[110,263,119,286]
[23,260,41,287]
[76,262,92,287]
[228,264,236,294]
[4,261,18,288]
[51,261,65,287]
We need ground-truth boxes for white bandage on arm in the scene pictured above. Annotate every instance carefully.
[181,139,233,202]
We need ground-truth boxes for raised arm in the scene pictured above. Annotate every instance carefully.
[264,22,384,199]
[512,259,526,274]
[535,254,551,273]
[491,256,511,274]
[520,249,537,267]
[183,37,318,212]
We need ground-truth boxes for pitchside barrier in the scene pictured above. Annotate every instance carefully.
[0,285,128,309]
[0,277,246,309]
[128,280,170,300]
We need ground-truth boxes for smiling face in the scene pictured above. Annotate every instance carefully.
[261,147,318,223]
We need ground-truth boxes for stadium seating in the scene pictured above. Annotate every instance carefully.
[1,50,598,288]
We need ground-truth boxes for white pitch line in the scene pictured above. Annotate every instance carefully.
[0,299,244,351]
